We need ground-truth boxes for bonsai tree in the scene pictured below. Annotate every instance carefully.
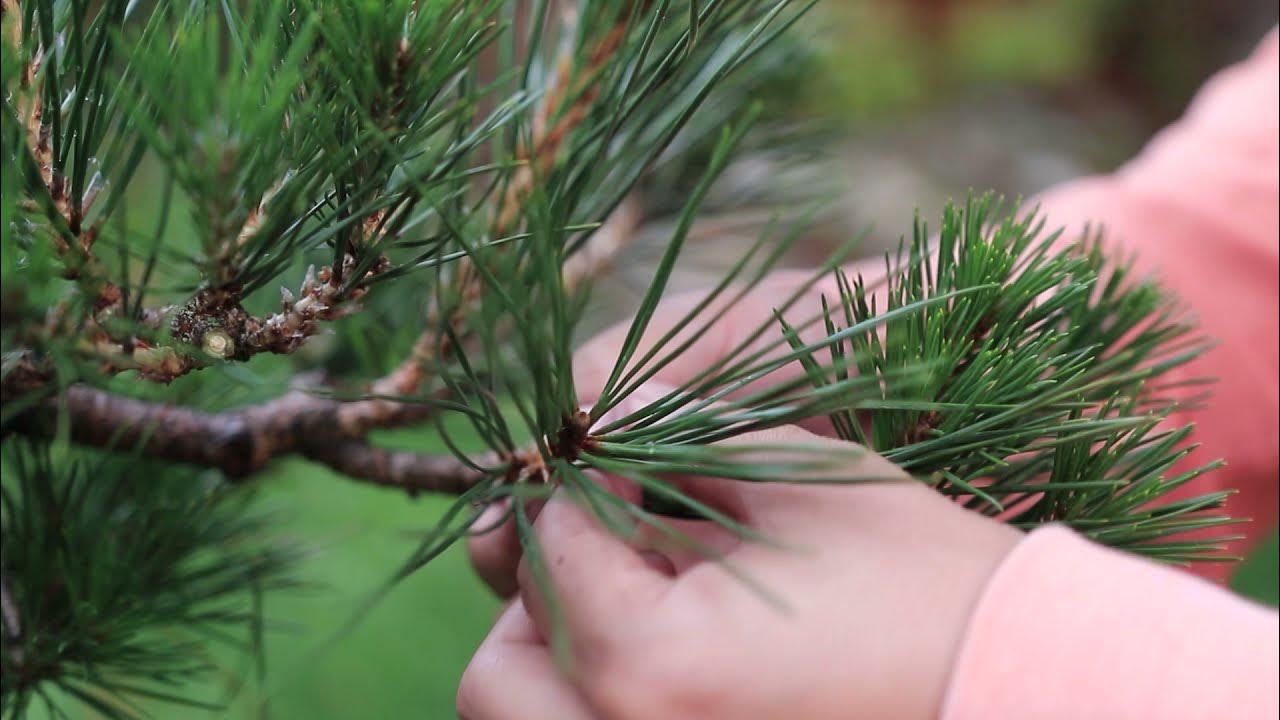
[0,0,1238,716]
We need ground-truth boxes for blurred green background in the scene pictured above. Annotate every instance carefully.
[34,0,1279,717]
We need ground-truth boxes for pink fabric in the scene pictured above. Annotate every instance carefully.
[944,28,1279,719]
[944,526,1280,719]
[1034,26,1279,582]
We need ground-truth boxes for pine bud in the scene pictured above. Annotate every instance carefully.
[201,330,235,358]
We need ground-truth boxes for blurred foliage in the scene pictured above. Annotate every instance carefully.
[15,418,501,720]
[1,442,300,717]
[808,0,1278,127]
[1233,530,1280,608]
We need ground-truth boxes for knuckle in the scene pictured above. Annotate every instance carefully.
[589,636,722,720]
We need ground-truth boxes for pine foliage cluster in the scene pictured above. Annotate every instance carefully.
[0,1,1235,715]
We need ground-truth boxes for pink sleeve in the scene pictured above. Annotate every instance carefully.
[1034,27,1279,582]
[942,526,1279,720]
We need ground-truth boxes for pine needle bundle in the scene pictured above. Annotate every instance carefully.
[0,1,1236,715]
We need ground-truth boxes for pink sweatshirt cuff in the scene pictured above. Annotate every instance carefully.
[942,526,1279,720]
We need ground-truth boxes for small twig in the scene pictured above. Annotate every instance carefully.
[241,255,392,357]
[299,441,480,496]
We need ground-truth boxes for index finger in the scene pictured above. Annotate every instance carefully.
[516,488,672,663]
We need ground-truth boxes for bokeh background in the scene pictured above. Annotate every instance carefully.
[50,1,1280,717]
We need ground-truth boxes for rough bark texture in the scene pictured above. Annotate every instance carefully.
[10,385,480,493]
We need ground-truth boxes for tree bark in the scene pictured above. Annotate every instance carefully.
[9,385,483,494]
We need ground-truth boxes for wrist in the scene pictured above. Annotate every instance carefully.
[907,488,1024,720]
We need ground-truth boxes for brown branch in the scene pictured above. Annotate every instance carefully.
[494,5,639,234]
[9,385,482,493]
[5,193,642,493]
[299,441,479,496]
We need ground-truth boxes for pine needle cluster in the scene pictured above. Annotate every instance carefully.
[0,1,1236,716]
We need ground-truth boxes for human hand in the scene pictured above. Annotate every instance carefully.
[466,256,901,596]
[455,258,1013,717]
[466,266,841,596]
[457,425,1021,720]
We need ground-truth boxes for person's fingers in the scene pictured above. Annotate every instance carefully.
[467,499,522,597]
[464,432,657,599]
[468,378,672,599]
[472,256,889,595]
[631,516,742,574]
[517,490,672,662]
[469,420,907,597]
[457,599,596,720]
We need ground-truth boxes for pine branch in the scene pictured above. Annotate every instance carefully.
[5,198,642,490]
[298,440,480,495]
[494,2,646,234]
[4,0,123,318]
[164,257,392,371]
[8,384,480,492]
[4,2,641,387]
